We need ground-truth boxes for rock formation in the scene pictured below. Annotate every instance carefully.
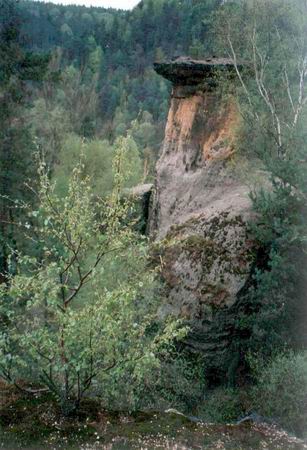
[150,57,256,380]
[126,183,153,234]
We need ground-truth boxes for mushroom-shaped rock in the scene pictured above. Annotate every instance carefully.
[154,56,242,87]
[149,58,256,380]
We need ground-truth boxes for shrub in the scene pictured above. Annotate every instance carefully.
[97,353,206,413]
[0,144,184,415]
[197,387,245,423]
[251,351,307,435]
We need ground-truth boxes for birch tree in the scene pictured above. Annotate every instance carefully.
[217,0,307,161]
[213,0,307,357]
[0,141,185,415]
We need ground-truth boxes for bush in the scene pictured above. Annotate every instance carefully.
[0,147,184,415]
[251,351,307,435]
[197,387,246,423]
[98,354,206,413]
[150,355,206,412]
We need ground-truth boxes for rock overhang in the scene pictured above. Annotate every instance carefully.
[154,56,242,87]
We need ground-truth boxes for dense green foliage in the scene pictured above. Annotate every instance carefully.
[198,351,307,435]
[215,0,307,361]
[0,0,49,278]
[251,351,307,435]
[20,0,220,126]
[0,144,186,414]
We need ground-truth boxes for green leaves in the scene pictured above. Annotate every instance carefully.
[0,149,184,413]
[213,0,307,364]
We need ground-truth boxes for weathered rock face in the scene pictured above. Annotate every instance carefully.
[149,57,256,377]
[150,57,251,240]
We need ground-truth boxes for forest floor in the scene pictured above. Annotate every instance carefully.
[1,383,306,450]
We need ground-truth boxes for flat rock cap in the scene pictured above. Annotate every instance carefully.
[154,56,242,86]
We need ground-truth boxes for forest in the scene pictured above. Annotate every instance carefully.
[1,0,307,449]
